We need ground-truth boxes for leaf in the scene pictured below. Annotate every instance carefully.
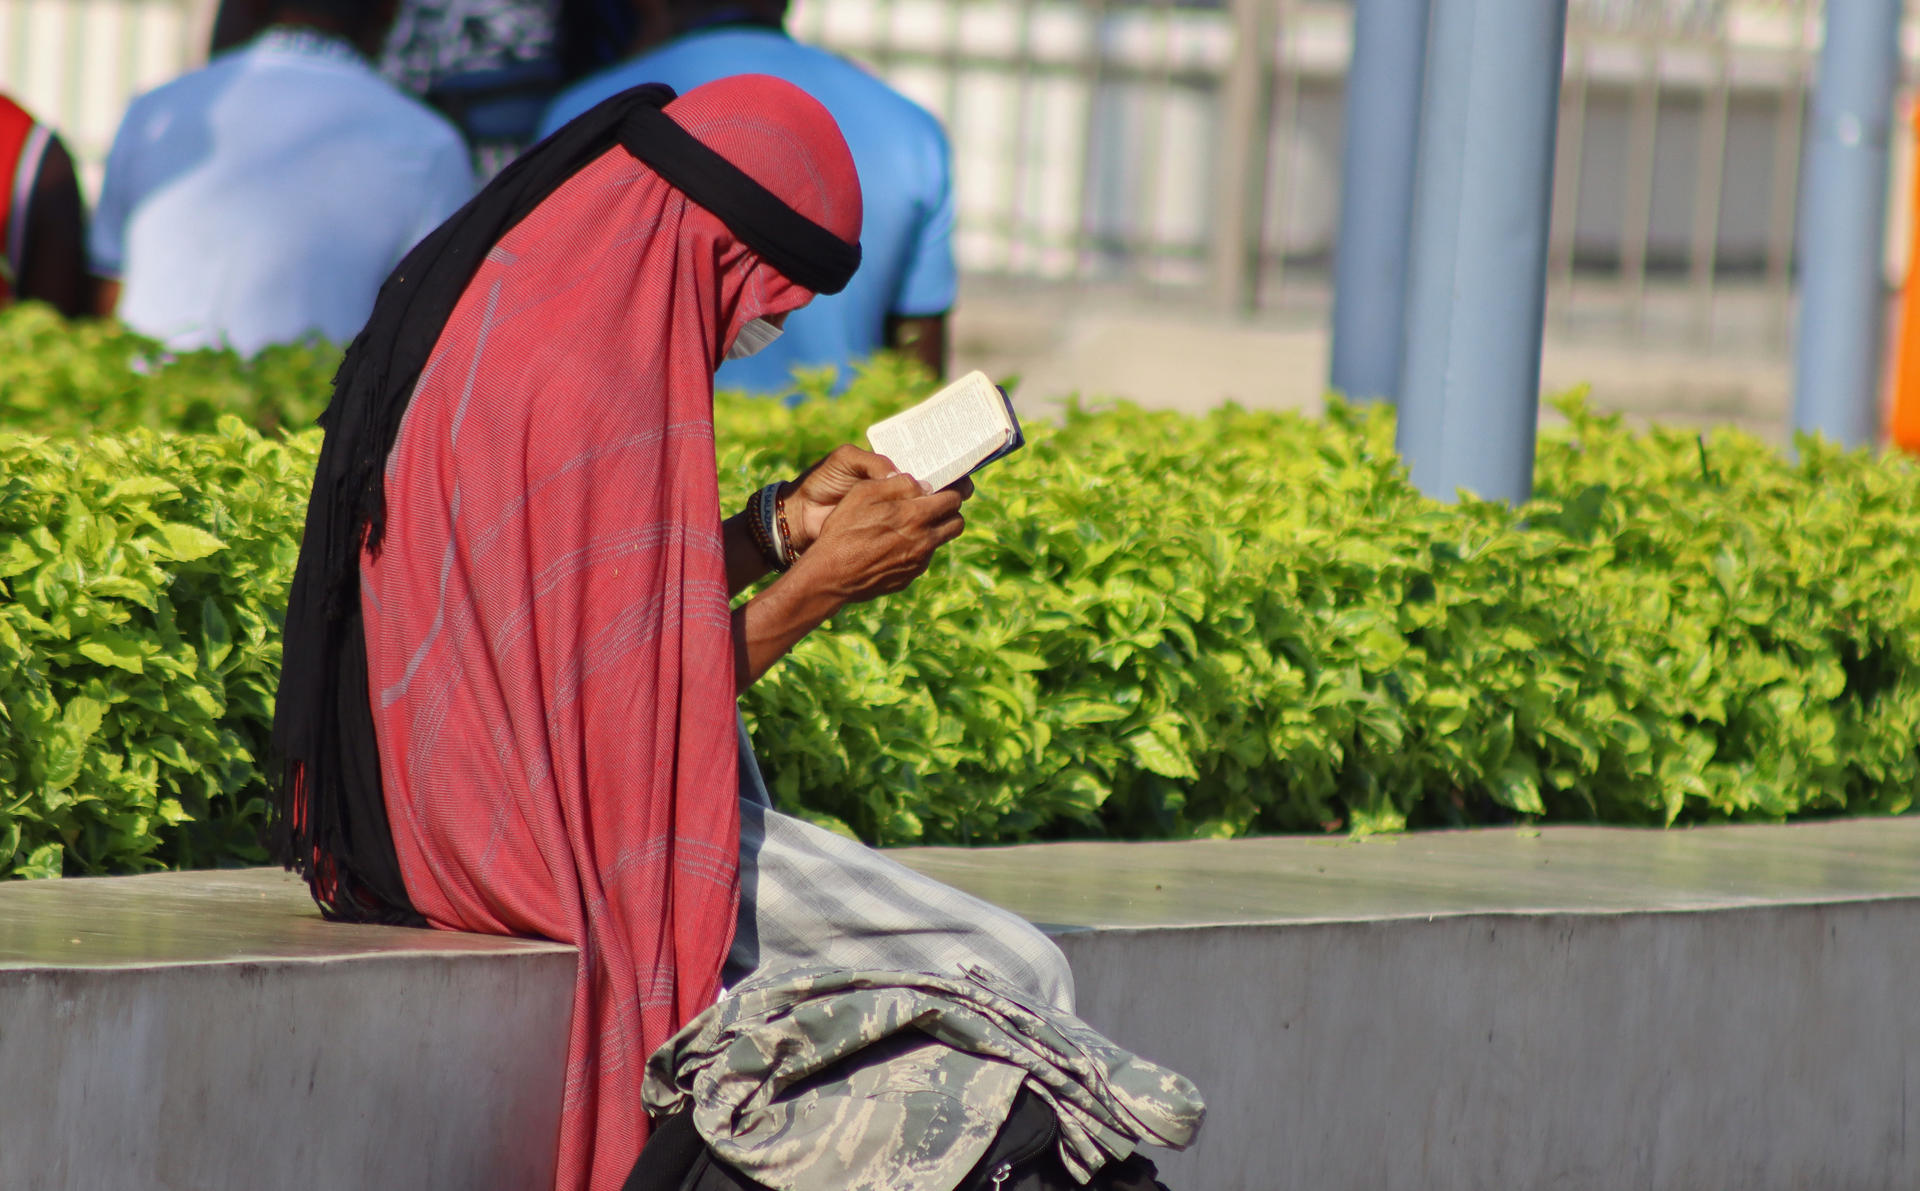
[1491,756,1545,816]
[19,841,63,879]
[150,523,225,562]
[201,600,232,672]
[1055,699,1130,726]
[105,476,179,503]
[38,695,106,793]
[1127,720,1197,780]
[77,633,150,674]
[0,536,43,578]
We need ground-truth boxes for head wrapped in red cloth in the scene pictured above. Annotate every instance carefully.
[272,76,861,1191]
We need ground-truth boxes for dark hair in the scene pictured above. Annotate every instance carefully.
[669,0,787,22]
[271,0,395,39]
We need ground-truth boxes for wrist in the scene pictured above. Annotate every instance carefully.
[779,480,817,556]
[744,482,796,572]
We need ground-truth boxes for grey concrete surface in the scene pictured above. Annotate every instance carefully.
[0,866,574,967]
[0,870,574,1191]
[7,819,1920,1190]
[891,819,1920,1190]
[1060,901,1920,1191]
[891,817,1920,930]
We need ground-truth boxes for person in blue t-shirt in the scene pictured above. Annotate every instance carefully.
[539,0,956,396]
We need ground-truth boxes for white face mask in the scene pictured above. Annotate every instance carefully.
[726,317,785,361]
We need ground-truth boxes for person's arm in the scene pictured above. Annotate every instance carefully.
[733,472,967,691]
[88,101,137,319]
[722,510,774,596]
[884,116,957,378]
[884,313,948,378]
[16,136,89,317]
[725,445,973,689]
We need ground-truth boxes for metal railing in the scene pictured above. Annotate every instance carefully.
[789,0,1893,350]
[1550,0,1827,348]
[3,0,1907,351]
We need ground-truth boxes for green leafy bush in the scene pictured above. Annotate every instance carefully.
[0,304,337,435]
[728,369,1920,844]
[0,421,315,877]
[6,320,1920,877]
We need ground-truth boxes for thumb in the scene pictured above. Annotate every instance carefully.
[858,472,926,503]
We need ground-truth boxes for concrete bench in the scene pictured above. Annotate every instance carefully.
[0,868,574,1190]
[7,818,1920,1190]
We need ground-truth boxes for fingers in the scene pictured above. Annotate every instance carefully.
[864,472,926,503]
[802,470,968,606]
[814,444,897,483]
[914,486,965,522]
[815,460,972,508]
[816,474,937,549]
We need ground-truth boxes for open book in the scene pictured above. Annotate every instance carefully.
[865,370,1024,491]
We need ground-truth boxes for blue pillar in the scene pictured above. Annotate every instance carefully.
[1329,0,1431,403]
[1791,0,1903,449]
[1395,1,1566,505]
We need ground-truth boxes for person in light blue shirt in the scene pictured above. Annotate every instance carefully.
[89,0,476,355]
[539,0,955,395]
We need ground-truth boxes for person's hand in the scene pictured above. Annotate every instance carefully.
[784,444,973,555]
[787,472,969,606]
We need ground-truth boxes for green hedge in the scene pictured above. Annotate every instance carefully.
[730,368,1920,844]
[0,422,313,876]
[0,303,337,435]
[5,307,1920,877]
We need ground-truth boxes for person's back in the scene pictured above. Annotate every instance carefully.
[0,93,89,317]
[90,8,476,354]
[539,4,955,394]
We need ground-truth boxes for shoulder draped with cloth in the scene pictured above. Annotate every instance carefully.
[272,75,1199,1191]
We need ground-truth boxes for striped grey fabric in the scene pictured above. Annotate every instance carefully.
[689,726,1203,1190]
[728,718,1077,1013]
[645,965,1205,1191]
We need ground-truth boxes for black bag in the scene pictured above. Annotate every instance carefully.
[623,1087,1171,1191]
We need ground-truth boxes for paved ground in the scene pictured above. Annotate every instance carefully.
[951,278,1805,445]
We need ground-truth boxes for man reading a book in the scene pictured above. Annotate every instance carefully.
[269,75,1192,1191]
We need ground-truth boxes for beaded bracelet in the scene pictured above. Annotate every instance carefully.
[774,484,797,565]
[745,482,794,572]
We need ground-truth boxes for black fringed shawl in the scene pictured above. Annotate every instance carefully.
[270,83,859,923]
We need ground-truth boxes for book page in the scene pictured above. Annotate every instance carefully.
[865,371,1012,491]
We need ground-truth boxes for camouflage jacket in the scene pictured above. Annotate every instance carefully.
[643,965,1205,1191]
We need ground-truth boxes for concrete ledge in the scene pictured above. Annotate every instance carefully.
[6,820,1920,1190]
[0,870,575,1191]
[901,821,1920,1191]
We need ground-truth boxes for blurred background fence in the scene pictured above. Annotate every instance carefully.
[0,0,213,193]
[3,0,1917,355]
[788,0,1912,353]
